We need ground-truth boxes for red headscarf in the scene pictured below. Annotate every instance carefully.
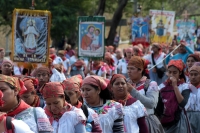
[126,47,133,53]
[62,75,82,92]
[1,60,13,67]
[168,60,185,72]
[40,82,64,99]
[187,53,200,62]
[110,74,126,85]
[22,78,38,94]
[0,74,27,95]
[82,75,108,90]
[189,62,200,73]
[32,66,50,77]
[0,90,4,106]
[128,56,145,70]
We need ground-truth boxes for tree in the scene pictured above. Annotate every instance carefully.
[106,0,129,45]
[0,0,94,48]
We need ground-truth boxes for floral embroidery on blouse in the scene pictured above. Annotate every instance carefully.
[92,100,118,115]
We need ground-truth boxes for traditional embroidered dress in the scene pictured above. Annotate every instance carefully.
[41,82,86,133]
[0,75,52,133]
[158,60,191,133]
[185,63,200,133]
[62,75,103,133]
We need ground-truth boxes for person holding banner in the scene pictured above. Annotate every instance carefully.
[143,43,166,85]
[169,41,194,64]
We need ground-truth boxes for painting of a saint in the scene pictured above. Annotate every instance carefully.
[81,25,95,50]
[23,19,39,53]
[78,20,104,58]
[12,9,51,63]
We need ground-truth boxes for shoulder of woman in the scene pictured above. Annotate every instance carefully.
[12,119,34,133]
[34,107,48,118]
[147,81,159,92]
[178,83,190,91]
[158,83,165,90]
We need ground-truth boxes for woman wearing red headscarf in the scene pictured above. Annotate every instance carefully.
[0,74,52,133]
[62,75,102,132]
[185,62,200,133]
[20,78,45,108]
[185,53,200,82]
[104,52,115,79]
[0,90,34,133]
[157,60,191,133]
[41,82,86,133]
[118,47,133,78]
[1,60,14,76]
[127,56,164,133]
[85,59,107,78]
[81,75,124,133]
[110,74,148,133]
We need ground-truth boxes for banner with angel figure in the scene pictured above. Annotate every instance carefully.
[150,10,175,44]
[131,16,150,47]
[12,9,51,63]
[176,19,196,46]
[78,16,105,58]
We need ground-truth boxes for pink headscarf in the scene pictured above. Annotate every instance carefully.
[82,75,108,90]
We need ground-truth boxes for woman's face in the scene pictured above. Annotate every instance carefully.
[127,65,142,80]
[167,66,180,80]
[81,84,100,106]
[20,91,35,106]
[1,63,13,76]
[36,72,50,86]
[189,70,200,86]
[0,82,18,112]
[151,45,159,53]
[111,78,127,99]
[126,52,132,58]
[187,57,196,69]
[65,90,80,106]
[45,96,65,115]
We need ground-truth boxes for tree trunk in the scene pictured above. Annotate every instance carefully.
[95,0,106,16]
[106,0,128,45]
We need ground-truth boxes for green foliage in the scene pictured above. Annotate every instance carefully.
[0,0,94,45]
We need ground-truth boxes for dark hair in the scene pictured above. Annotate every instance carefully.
[168,66,186,82]
[90,84,112,100]
[180,70,186,82]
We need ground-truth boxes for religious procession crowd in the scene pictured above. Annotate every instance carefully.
[1,37,200,133]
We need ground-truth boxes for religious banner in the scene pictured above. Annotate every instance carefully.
[150,10,175,44]
[131,16,150,47]
[176,19,196,46]
[12,9,51,64]
[78,16,105,58]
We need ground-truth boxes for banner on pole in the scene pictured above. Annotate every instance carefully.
[131,16,150,47]
[12,9,51,64]
[78,16,105,58]
[176,19,196,46]
[150,10,175,44]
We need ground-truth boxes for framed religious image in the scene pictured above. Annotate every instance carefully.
[78,16,105,58]
[12,9,51,63]
[149,10,175,45]
[131,16,150,47]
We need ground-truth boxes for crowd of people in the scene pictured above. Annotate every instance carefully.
[0,38,200,133]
